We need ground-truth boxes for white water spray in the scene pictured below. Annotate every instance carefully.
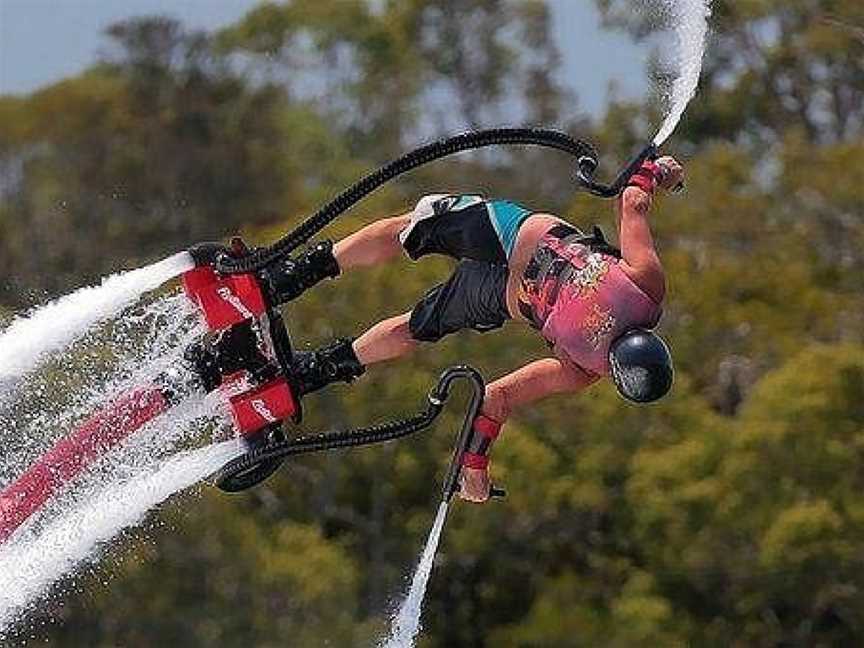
[0,292,202,483]
[653,0,712,146]
[0,436,241,630]
[0,252,194,382]
[0,279,235,634]
[379,501,450,648]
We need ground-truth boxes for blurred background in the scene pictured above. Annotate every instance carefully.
[1,0,862,645]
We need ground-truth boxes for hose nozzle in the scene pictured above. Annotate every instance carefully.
[576,143,659,198]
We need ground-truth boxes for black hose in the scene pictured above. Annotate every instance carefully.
[213,366,484,492]
[575,143,658,197]
[214,404,442,492]
[217,456,285,493]
[215,128,597,274]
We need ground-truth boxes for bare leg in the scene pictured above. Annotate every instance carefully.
[334,215,410,272]
[352,312,418,366]
[292,218,421,393]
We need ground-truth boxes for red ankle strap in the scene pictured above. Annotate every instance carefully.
[462,452,489,470]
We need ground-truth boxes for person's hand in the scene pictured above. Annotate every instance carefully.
[654,156,684,192]
[459,466,491,503]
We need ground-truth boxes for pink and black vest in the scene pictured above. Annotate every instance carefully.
[518,225,663,376]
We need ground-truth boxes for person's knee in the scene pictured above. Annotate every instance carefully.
[399,194,450,257]
[384,214,411,243]
[387,312,415,340]
[408,308,444,342]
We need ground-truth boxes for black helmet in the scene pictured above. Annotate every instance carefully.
[609,329,673,403]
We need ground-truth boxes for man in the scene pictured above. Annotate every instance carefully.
[262,156,684,502]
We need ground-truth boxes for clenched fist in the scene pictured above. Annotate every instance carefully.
[654,156,684,192]
[459,466,491,503]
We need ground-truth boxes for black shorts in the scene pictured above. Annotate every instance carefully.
[401,195,512,342]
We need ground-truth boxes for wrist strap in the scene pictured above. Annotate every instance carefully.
[462,452,489,470]
[473,414,502,439]
[461,414,502,469]
[627,160,660,195]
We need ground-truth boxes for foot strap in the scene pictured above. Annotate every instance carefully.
[261,240,340,305]
[293,337,365,396]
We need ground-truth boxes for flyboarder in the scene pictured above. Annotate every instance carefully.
[262,156,684,502]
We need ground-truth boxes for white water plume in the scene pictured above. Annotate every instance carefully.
[0,281,236,634]
[379,501,450,648]
[0,292,203,484]
[0,252,194,382]
[0,436,241,630]
[653,0,712,146]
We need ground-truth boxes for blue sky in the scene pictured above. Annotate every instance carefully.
[0,0,648,117]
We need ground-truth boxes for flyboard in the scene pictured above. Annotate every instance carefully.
[0,128,663,544]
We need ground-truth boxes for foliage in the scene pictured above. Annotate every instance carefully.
[1,1,863,646]
[217,0,568,154]
[0,18,343,305]
[596,0,864,146]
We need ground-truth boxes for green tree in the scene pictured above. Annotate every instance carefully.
[596,0,864,146]
[218,0,571,157]
[6,1,864,646]
[0,17,343,306]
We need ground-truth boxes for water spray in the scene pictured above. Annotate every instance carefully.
[0,294,222,630]
[380,370,507,648]
[0,253,193,383]
[653,0,712,146]
[577,0,711,197]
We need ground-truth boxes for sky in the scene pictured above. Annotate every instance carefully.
[0,0,649,117]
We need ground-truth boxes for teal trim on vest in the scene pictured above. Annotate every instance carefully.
[487,200,533,259]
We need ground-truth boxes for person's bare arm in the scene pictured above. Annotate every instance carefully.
[616,187,666,303]
[459,357,598,502]
[615,156,683,304]
[481,357,598,423]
